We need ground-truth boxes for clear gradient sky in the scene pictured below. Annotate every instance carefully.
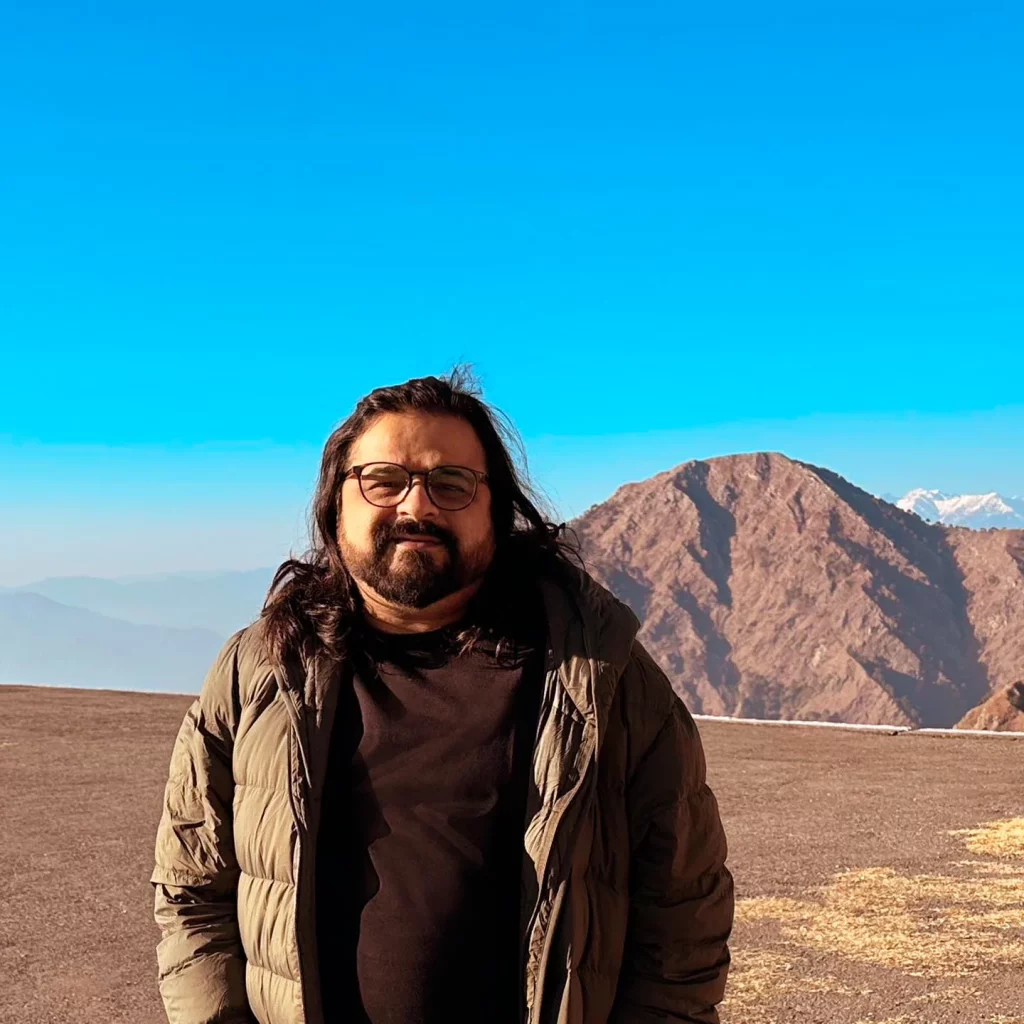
[2,2,1022,584]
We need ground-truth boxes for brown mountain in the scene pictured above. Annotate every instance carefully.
[956,682,1024,731]
[571,452,1024,728]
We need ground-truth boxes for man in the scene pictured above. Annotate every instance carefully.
[151,368,734,1024]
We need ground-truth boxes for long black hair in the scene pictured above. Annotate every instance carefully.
[261,365,581,662]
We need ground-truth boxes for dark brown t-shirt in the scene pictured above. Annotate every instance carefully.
[316,599,546,1023]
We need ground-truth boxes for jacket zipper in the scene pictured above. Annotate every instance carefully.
[519,656,555,1023]
[278,674,317,1024]
[523,603,600,1024]
[519,664,598,1023]
[522,745,597,1023]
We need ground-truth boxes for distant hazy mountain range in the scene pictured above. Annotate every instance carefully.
[895,489,1024,529]
[1,567,275,636]
[0,569,273,692]
[0,592,226,693]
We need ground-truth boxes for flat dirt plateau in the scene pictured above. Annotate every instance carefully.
[2,685,1023,1024]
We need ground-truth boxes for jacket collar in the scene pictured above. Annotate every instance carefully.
[537,563,641,733]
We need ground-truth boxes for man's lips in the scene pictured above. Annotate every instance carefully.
[394,536,443,546]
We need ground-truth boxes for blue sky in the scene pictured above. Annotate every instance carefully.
[2,1,1022,583]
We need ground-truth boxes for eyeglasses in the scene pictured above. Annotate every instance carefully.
[343,462,490,511]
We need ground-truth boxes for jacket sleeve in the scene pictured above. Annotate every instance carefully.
[150,630,258,1024]
[609,643,735,1024]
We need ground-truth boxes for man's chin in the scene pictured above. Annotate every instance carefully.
[376,574,458,609]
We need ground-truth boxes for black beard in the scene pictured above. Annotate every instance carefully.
[346,519,480,609]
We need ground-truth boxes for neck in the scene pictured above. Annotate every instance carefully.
[355,578,485,634]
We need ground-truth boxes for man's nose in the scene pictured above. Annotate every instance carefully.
[396,477,437,517]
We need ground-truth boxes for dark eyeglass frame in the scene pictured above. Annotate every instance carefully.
[343,462,490,510]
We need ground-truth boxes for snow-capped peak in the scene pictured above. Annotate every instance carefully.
[896,489,1024,529]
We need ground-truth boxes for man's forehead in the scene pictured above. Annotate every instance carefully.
[348,412,486,467]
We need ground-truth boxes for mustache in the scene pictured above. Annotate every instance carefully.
[373,518,456,552]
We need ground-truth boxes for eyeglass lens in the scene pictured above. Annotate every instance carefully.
[358,463,477,509]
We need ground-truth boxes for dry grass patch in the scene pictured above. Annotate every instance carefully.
[951,818,1024,859]
[782,868,1024,970]
[852,1018,914,1024]
[761,866,1024,975]
[722,948,860,1024]
[852,1017,1024,1024]
[725,948,858,1004]
[951,860,1022,875]
[736,817,1024,978]
[910,984,984,1004]
[733,895,809,923]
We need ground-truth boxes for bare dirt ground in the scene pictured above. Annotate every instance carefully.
[1,685,1022,1024]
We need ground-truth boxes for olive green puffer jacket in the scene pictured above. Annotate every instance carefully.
[151,564,733,1023]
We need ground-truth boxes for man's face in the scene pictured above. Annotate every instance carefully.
[338,411,496,609]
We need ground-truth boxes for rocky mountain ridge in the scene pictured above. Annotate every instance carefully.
[956,682,1024,731]
[572,452,1024,728]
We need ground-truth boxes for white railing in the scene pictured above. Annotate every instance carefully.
[692,713,1024,739]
